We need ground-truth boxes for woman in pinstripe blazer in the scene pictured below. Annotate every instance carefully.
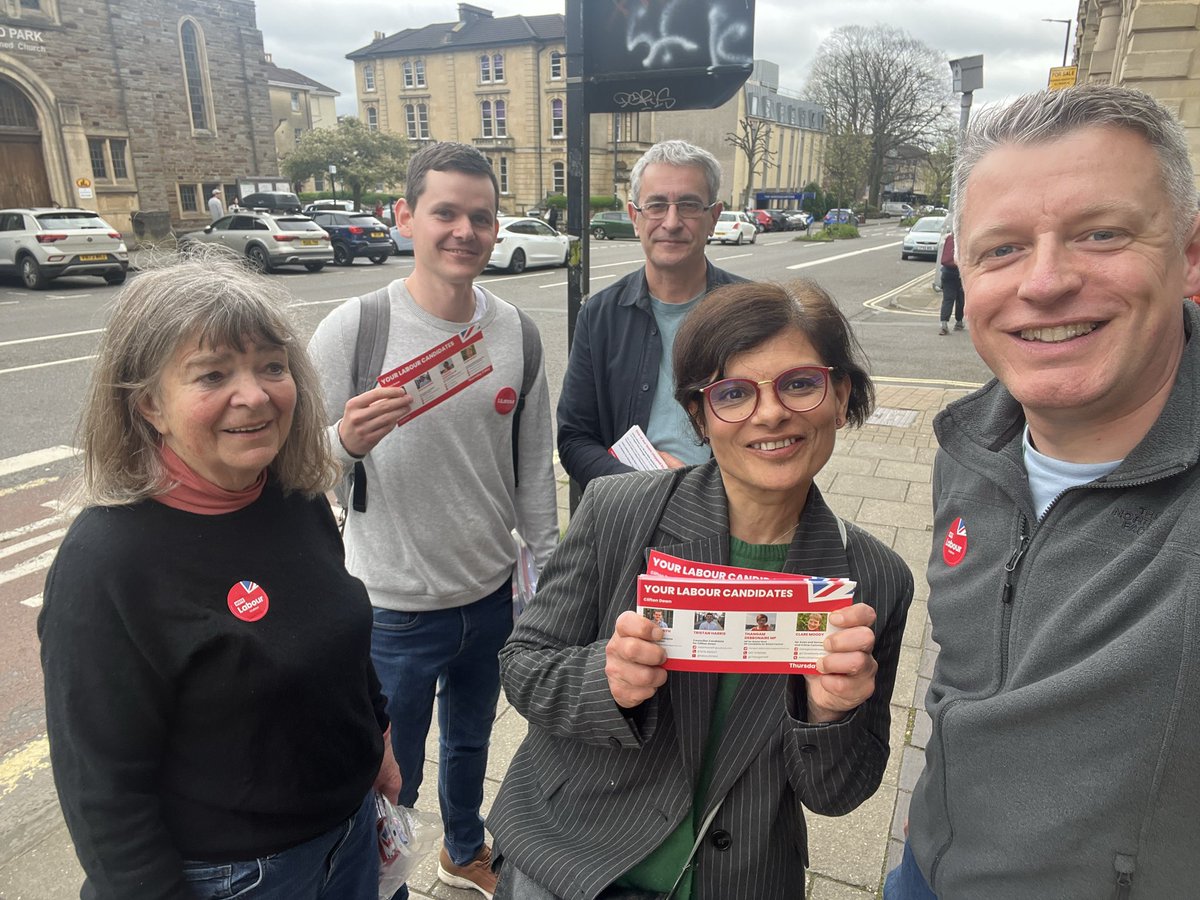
[490,281,914,900]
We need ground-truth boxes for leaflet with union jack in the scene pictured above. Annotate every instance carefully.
[636,553,856,674]
[376,324,493,425]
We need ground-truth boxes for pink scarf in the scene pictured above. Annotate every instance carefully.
[153,444,266,514]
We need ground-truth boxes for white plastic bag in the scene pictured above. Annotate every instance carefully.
[511,528,538,621]
[376,793,443,900]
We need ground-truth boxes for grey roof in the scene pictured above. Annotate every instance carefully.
[347,13,563,60]
[263,62,339,95]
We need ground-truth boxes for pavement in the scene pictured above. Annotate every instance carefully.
[0,273,975,899]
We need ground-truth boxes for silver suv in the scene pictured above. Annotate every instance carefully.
[0,208,129,289]
[179,211,333,273]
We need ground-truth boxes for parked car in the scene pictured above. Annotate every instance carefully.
[749,209,776,232]
[781,209,813,230]
[239,191,302,215]
[488,216,570,273]
[589,210,636,240]
[823,208,858,226]
[709,211,758,245]
[389,226,414,255]
[179,211,333,273]
[0,207,128,289]
[302,199,357,215]
[901,215,947,260]
[309,211,392,265]
[881,201,915,218]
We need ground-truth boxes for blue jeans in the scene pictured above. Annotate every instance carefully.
[884,841,939,900]
[371,580,513,871]
[181,792,378,899]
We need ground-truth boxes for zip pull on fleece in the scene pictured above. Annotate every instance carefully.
[1111,853,1135,900]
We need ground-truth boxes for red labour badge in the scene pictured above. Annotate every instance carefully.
[227,580,270,622]
[942,517,967,566]
[494,386,518,415]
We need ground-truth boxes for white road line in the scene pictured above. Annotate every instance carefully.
[874,375,985,389]
[19,593,42,608]
[0,737,50,800]
[0,476,59,498]
[0,355,96,376]
[0,548,56,586]
[786,242,902,270]
[0,527,67,561]
[0,446,78,478]
[0,513,63,543]
[539,273,618,289]
[0,328,105,348]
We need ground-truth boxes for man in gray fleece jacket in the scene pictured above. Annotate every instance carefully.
[888,85,1200,899]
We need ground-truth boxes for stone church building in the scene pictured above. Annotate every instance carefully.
[0,0,279,241]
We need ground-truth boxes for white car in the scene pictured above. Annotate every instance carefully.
[488,216,570,273]
[708,211,758,245]
[901,215,946,261]
[0,207,129,289]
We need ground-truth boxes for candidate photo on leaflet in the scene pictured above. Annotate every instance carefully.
[488,279,913,900]
[750,613,775,632]
[38,253,399,900]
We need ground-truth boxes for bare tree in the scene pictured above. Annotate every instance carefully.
[725,117,775,209]
[822,132,870,210]
[805,25,951,207]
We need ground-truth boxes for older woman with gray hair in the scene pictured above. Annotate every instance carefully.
[38,253,399,900]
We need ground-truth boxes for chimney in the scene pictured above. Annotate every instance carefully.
[263,52,272,63]
[373,30,385,41]
[458,4,493,25]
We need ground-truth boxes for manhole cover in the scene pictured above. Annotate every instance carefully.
[865,407,918,428]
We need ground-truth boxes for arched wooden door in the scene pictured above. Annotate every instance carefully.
[0,79,51,208]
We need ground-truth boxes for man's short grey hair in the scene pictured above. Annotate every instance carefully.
[954,84,1199,244]
[630,140,722,204]
[75,248,339,506]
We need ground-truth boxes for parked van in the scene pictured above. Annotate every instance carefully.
[882,201,915,218]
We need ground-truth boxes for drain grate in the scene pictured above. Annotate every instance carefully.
[865,407,918,428]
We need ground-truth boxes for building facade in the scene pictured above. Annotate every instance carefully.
[1074,0,1200,190]
[348,3,654,213]
[264,56,338,189]
[0,0,278,241]
[649,61,826,210]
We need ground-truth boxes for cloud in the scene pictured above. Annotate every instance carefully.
[253,0,1079,117]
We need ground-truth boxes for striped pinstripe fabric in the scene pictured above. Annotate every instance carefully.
[489,461,914,900]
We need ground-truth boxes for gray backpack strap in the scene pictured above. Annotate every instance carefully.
[344,287,391,514]
[511,307,542,487]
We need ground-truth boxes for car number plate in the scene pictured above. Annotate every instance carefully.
[371,231,384,238]
[300,239,319,246]
[79,254,107,262]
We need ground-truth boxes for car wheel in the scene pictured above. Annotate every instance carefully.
[368,253,388,265]
[304,262,326,272]
[507,248,527,274]
[19,255,48,290]
[247,245,272,273]
[592,226,606,240]
[750,229,757,244]
[560,246,570,267]
[333,243,352,266]
[103,270,127,286]
[734,231,743,246]
[901,252,910,260]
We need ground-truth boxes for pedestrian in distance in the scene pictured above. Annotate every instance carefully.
[307,141,559,900]
[937,231,964,335]
[546,204,560,232]
[557,140,747,491]
[887,84,1200,899]
[491,280,913,900]
[39,251,400,900]
[208,187,224,221]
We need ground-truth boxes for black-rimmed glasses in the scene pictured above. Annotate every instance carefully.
[630,199,718,220]
[699,366,836,423]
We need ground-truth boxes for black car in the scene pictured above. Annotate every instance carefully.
[240,191,302,215]
[309,211,392,265]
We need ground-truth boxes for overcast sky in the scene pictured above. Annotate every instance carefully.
[255,0,1081,118]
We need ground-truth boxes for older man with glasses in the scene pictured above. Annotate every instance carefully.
[557,140,747,491]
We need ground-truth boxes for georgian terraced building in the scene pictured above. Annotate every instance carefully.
[347,3,656,213]
[0,0,278,241]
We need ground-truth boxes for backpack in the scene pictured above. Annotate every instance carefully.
[336,286,542,516]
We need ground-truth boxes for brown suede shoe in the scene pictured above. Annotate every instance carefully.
[437,843,497,898]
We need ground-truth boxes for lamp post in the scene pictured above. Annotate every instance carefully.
[1042,18,1072,67]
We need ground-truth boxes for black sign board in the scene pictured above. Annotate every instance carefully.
[583,0,754,113]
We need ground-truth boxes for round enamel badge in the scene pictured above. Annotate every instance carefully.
[942,517,967,567]
[227,580,270,622]
[494,386,518,415]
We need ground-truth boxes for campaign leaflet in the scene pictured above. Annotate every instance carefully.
[376,324,493,425]
[636,551,855,674]
[608,425,668,471]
